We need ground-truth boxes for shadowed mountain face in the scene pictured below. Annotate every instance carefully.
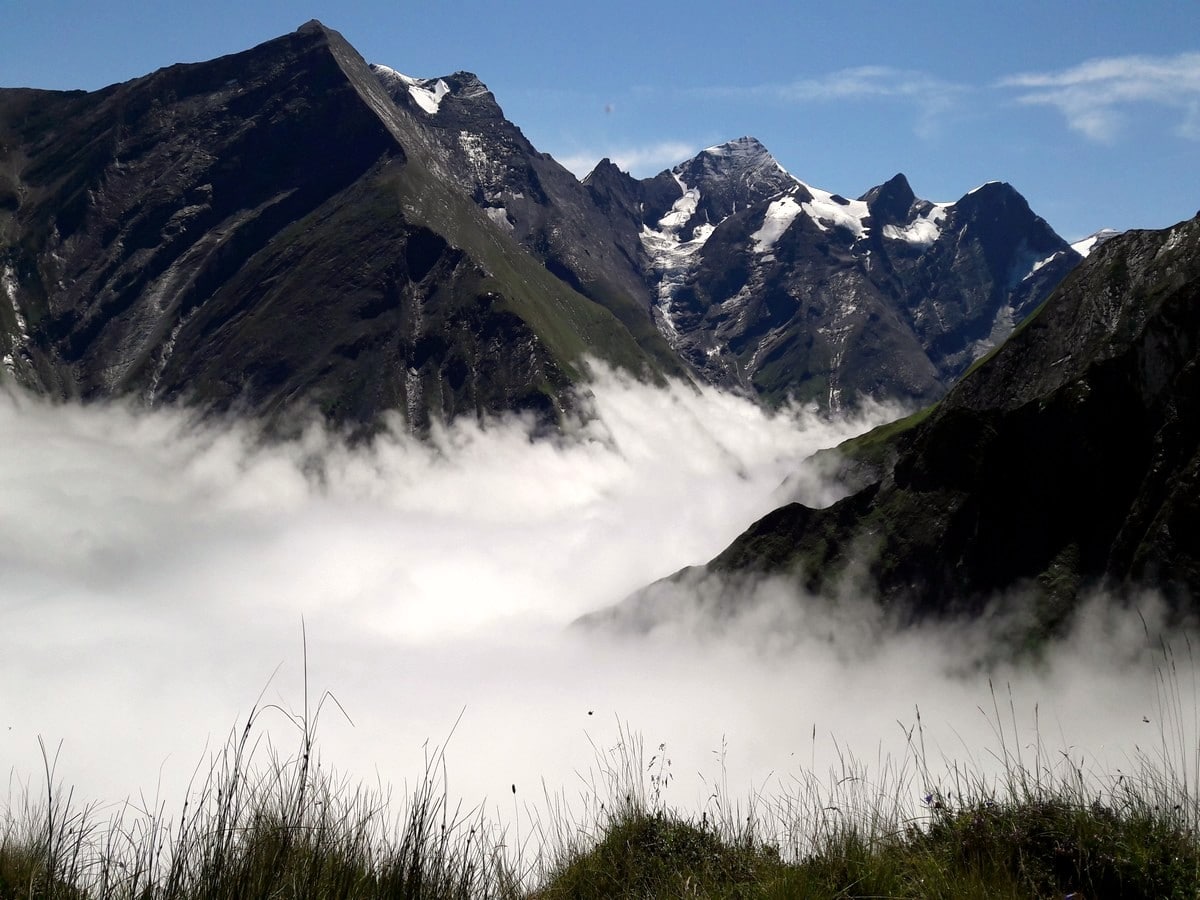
[589,147,1080,411]
[0,21,1080,428]
[618,214,1200,632]
[0,22,667,430]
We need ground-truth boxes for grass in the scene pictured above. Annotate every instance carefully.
[6,664,1200,898]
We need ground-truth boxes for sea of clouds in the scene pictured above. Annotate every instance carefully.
[0,368,1193,837]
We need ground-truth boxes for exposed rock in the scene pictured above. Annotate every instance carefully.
[631,214,1200,631]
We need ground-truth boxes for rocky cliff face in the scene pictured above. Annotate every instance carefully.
[629,213,1200,632]
[594,142,1079,410]
[0,21,1081,429]
[0,22,666,430]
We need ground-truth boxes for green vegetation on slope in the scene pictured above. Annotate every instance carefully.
[5,679,1200,900]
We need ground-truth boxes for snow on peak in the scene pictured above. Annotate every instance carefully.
[1071,229,1120,257]
[640,175,716,337]
[657,174,702,233]
[966,180,1003,196]
[751,195,804,253]
[882,202,950,248]
[681,136,790,179]
[370,64,451,114]
[700,136,776,162]
[795,182,870,239]
[750,182,873,252]
[1022,249,1068,281]
[407,78,450,114]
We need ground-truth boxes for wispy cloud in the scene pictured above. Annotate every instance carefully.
[691,67,968,139]
[557,141,698,178]
[999,52,1200,142]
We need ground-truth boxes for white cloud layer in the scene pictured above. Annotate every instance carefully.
[0,372,1194,842]
[1000,52,1200,141]
[693,67,967,140]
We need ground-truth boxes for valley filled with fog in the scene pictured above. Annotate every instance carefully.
[0,369,1190,830]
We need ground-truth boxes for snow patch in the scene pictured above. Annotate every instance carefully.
[751,196,804,253]
[639,176,715,338]
[147,310,196,404]
[657,174,701,231]
[372,65,451,115]
[408,79,450,115]
[1072,229,1119,258]
[1023,249,1067,281]
[882,203,949,248]
[404,368,422,434]
[2,264,27,377]
[3,265,26,336]
[798,184,869,238]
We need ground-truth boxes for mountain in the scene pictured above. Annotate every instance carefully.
[0,21,1081,428]
[586,143,1081,410]
[1071,228,1121,257]
[366,64,680,376]
[0,21,668,430]
[610,213,1200,634]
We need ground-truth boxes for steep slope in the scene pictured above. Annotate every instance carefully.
[589,144,1079,411]
[367,64,682,377]
[682,213,1200,629]
[0,21,666,429]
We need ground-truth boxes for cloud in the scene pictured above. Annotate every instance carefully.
[0,371,1193,848]
[999,52,1200,142]
[557,141,698,178]
[691,67,968,140]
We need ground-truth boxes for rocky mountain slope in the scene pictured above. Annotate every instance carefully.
[0,21,668,430]
[0,21,1081,427]
[616,213,1200,632]
[586,140,1080,410]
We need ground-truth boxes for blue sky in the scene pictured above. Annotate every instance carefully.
[3,0,1198,241]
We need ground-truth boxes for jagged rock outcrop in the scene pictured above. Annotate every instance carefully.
[597,141,1080,410]
[0,21,1082,429]
[0,21,667,429]
[615,214,1200,631]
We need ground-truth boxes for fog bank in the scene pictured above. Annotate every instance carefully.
[0,371,1192,830]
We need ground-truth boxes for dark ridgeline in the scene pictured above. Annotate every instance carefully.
[0,21,1080,431]
[12,19,1192,623]
[609,214,1200,632]
[0,21,671,431]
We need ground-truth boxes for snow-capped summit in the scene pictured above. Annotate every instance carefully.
[670,137,795,226]
[1071,229,1121,257]
[370,64,452,115]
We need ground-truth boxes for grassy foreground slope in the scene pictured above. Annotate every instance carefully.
[4,697,1200,899]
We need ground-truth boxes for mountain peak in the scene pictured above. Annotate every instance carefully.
[670,136,794,223]
[697,135,773,160]
[296,19,328,35]
[441,70,491,98]
[369,65,501,119]
[583,158,627,184]
[860,172,916,225]
[1071,228,1121,257]
[682,136,786,178]
[960,180,1019,202]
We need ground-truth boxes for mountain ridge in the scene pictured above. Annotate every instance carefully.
[600,212,1200,635]
[0,21,672,429]
[1,20,1082,428]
